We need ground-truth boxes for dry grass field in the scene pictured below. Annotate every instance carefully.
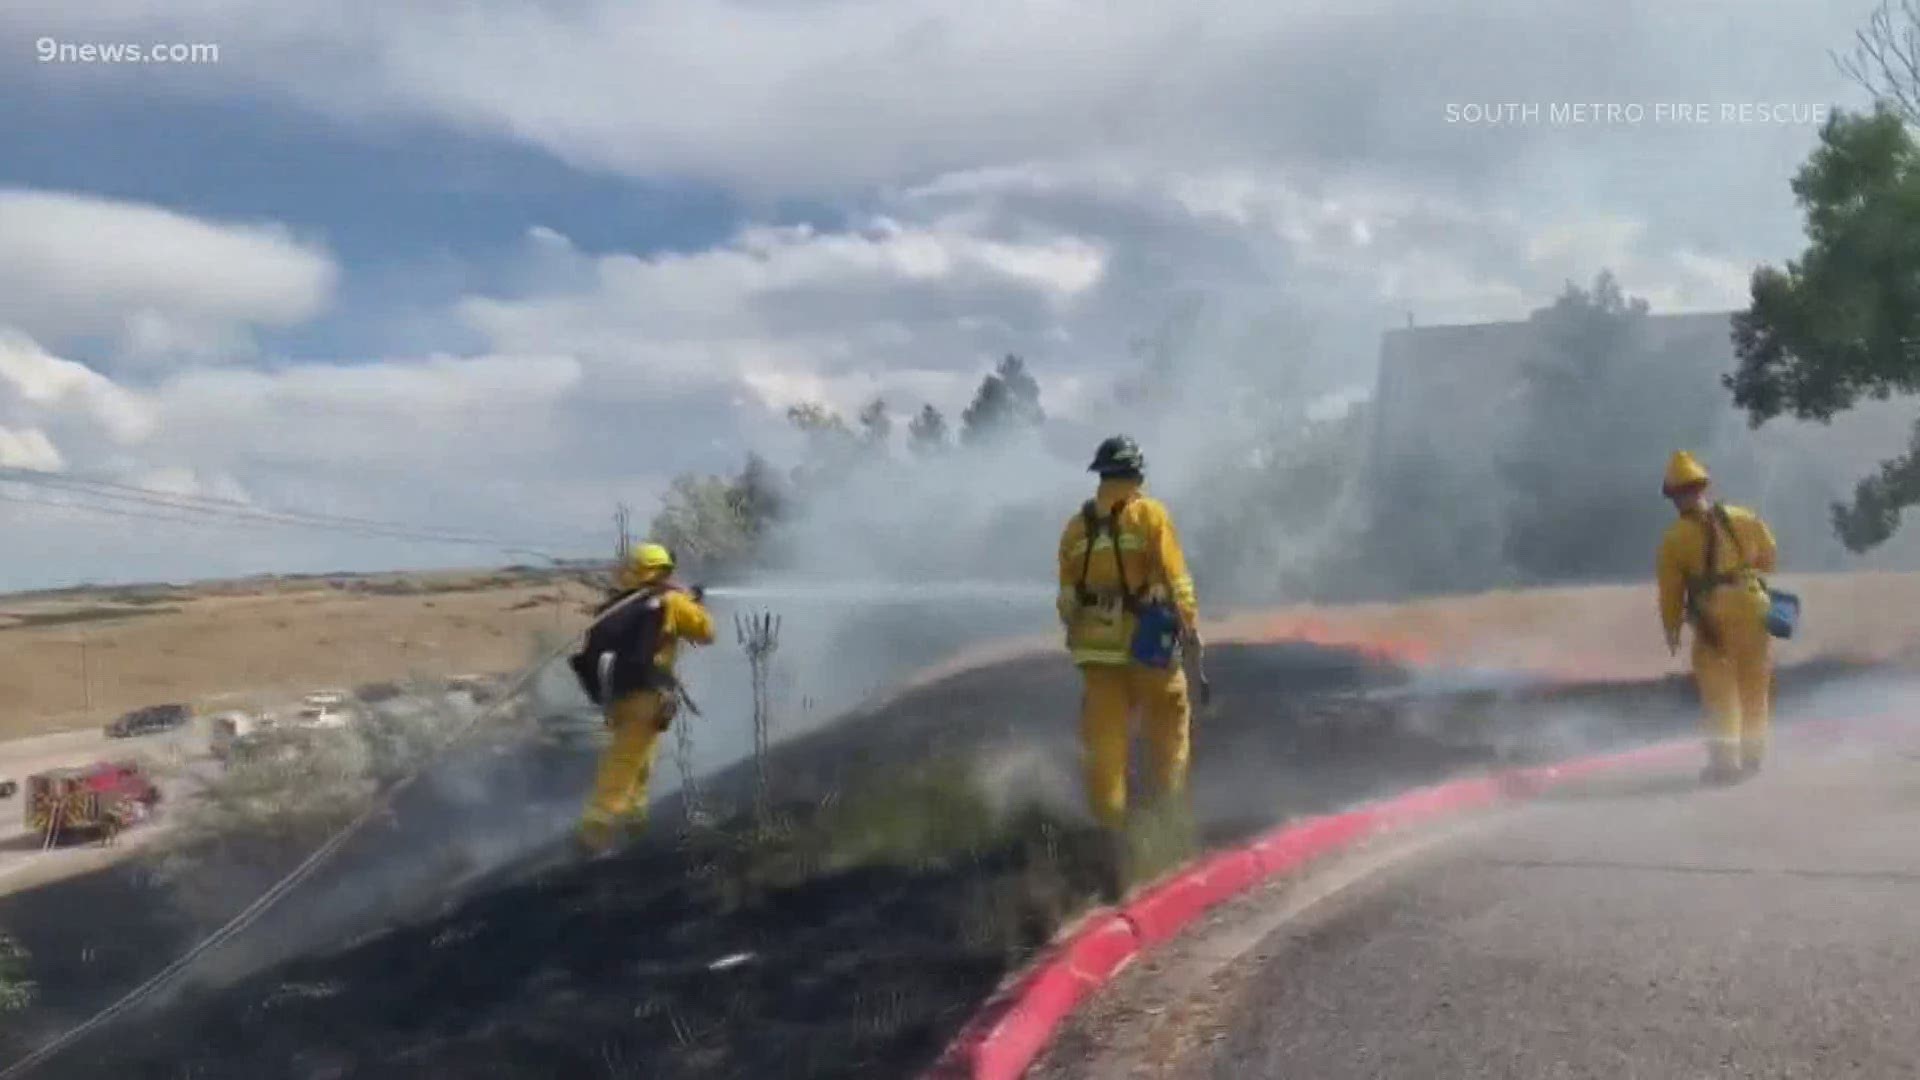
[5,566,1918,743]
[0,569,599,740]
[891,570,1920,700]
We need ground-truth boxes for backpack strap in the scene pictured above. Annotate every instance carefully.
[1075,501,1099,604]
[1686,504,1757,652]
[1102,497,1143,614]
[1711,503,1752,571]
[1074,497,1142,612]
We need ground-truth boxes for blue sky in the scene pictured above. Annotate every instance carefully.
[0,0,1878,590]
[0,76,765,360]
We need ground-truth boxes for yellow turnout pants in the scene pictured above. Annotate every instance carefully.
[1078,662,1191,829]
[579,690,670,850]
[1692,586,1773,772]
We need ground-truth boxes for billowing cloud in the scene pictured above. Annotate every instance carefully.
[5,1,1858,197]
[0,331,156,448]
[0,189,336,366]
[457,219,1107,415]
[0,0,1888,591]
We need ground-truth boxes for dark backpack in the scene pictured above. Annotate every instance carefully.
[568,587,674,706]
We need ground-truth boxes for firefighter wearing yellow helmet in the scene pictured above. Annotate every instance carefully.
[1655,451,1779,783]
[1057,435,1201,833]
[570,542,714,852]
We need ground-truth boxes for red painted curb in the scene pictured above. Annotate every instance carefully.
[924,713,1913,1080]
[1248,807,1381,876]
[1115,850,1268,947]
[925,912,1138,1079]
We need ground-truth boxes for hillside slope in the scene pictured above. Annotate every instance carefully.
[6,644,1885,1080]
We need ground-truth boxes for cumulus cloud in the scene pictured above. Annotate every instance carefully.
[0,0,1884,591]
[0,189,336,367]
[0,331,156,448]
[0,427,63,471]
[0,333,650,584]
[457,218,1108,418]
[4,1,1858,196]
[6,1,1861,371]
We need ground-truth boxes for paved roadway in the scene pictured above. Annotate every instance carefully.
[1037,719,1920,1078]
[0,725,211,895]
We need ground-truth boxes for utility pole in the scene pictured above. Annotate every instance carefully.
[614,503,633,565]
[606,503,636,611]
[79,633,91,716]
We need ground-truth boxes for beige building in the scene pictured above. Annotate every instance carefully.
[1366,311,1920,585]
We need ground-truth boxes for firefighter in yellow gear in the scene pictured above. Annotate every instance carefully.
[1655,451,1779,783]
[576,542,714,852]
[1057,435,1201,831]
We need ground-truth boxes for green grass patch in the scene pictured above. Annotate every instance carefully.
[0,931,33,1013]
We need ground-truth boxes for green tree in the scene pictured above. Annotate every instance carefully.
[1500,271,1725,581]
[786,402,852,443]
[646,454,790,580]
[960,354,1045,445]
[1725,106,1920,551]
[785,400,862,490]
[857,397,892,448]
[733,452,786,540]
[648,473,756,577]
[907,404,950,457]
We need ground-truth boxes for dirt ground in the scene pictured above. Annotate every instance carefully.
[888,570,1920,699]
[4,645,1882,1079]
[5,566,1915,744]
[0,570,596,740]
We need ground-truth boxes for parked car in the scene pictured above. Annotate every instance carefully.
[207,711,263,761]
[354,680,405,705]
[104,703,191,739]
[287,692,353,730]
[0,778,16,799]
[447,673,505,704]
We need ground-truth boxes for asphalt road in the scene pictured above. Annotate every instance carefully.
[0,724,214,895]
[1038,718,1920,1079]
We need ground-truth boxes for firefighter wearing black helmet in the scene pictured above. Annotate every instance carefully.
[1057,435,1202,841]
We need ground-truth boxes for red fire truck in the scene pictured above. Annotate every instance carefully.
[25,761,161,845]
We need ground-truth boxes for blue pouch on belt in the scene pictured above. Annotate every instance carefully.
[1130,601,1181,668]
[1765,588,1800,639]
[1708,504,1800,641]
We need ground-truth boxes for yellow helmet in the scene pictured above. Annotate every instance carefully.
[617,542,675,589]
[1661,450,1710,496]
[632,543,675,572]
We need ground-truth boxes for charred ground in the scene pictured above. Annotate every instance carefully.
[0,643,1880,1079]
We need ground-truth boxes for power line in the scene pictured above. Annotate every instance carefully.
[0,482,525,549]
[0,487,261,532]
[0,467,574,551]
[0,466,521,546]
[0,466,503,541]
